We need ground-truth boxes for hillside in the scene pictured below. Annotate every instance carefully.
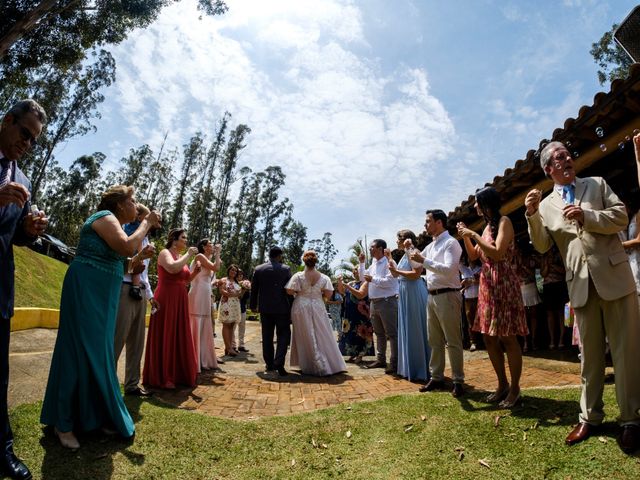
[13,246,67,309]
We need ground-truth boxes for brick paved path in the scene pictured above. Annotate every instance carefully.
[10,322,585,419]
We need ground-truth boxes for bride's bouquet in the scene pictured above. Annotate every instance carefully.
[240,279,252,290]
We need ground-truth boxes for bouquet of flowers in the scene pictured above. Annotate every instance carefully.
[240,280,251,290]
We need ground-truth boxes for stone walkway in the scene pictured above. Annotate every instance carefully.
[9,321,588,420]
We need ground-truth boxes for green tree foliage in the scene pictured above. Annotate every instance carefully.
[336,238,366,280]
[170,132,205,229]
[307,232,338,276]
[255,166,291,263]
[281,219,307,269]
[210,123,251,242]
[0,1,228,67]
[187,112,230,243]
[14,49,116,200]
[41,152,105,246]
[590,23,633,86]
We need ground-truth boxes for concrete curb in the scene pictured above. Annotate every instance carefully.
[11,307,151,331]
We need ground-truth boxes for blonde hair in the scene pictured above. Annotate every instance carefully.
[97,185,134,214]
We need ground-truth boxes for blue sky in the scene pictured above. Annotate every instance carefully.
[55,0,637,262]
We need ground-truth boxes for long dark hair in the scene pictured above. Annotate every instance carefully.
[475,187,502,241]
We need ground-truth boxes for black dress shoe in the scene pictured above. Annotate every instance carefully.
[452,382,465,398]
[419,379,444,393]
[277,367,288,377]
[1,453,32,480]
[618,424,640,454]
[125,386,152,397]
[365,360,387,369]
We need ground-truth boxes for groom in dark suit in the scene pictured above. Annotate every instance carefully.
[250,246,292,376]
[0,99,48,480]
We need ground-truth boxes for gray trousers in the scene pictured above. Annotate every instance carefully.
[369,296,398,369]
[427,290,464,383]
[575,280,640,425]
[114,283,147,391]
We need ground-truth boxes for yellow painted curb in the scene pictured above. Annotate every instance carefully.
[11,308,151,331]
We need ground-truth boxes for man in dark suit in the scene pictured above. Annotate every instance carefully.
[0,99,48,480]
[249,246,292,376]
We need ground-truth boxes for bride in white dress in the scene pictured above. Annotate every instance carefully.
[285,251,347,376]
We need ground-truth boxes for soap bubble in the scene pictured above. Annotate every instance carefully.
[599,144,607,152]
[595,126,604,138]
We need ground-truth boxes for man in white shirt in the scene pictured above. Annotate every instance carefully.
[114,205,158,396]
[359,239,399,374]
[411,209,465,397]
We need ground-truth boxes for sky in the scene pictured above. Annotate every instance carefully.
[55,0,637,263]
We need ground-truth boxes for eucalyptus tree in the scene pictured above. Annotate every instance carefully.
[170,132,205,229]
[41,152,105,246]
[307,232,338,276]
[590,23,632,85]
[255,165,291,263]
[0,1,228,63]
[210,123,251,242]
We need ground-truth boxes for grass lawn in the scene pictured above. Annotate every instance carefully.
[10,385,640,479]
[13,246,67,309]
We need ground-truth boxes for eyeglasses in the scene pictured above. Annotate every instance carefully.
[14,121,37,147]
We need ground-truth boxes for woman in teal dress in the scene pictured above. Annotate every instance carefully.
[41,185,159,450]
[389,229,430,382]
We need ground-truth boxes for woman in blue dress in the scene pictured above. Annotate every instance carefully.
[41,185,160,450]
[389,229,430,382]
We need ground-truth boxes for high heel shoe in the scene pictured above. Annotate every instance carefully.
[55,427,80,450]
[485,385,510,404]
[498,392,521,409]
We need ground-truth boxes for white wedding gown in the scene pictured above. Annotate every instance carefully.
[286,272,347,376]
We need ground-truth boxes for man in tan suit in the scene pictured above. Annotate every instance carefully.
[525,141,640,454]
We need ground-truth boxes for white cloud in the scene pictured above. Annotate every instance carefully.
[102,0,457,254]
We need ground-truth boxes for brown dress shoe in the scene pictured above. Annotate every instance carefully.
[618,424,640,454]
[565,422,596,446]
[419,379,444,393]
[451,383,464,398]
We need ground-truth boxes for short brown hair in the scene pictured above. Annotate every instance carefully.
[302,250,318,268]
[397,229,417,246]
[6,99,47,124]
[165,228,185,249]
[97,185,134,214]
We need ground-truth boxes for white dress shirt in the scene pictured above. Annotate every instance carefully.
[358,255,399,299]
[422,231,462,290]
[123,235,153,299]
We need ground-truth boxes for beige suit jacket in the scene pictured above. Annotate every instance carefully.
[526,176,635,308]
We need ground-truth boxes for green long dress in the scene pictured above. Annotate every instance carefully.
[40,211,135,437]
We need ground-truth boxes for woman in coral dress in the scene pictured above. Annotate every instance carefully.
[188,239,221,372]
[458,187,528,409]
[143,228,199,389]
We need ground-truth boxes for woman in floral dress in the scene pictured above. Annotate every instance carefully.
[457,187,528,409]
[337,266,374,363]
[217,264,242,357]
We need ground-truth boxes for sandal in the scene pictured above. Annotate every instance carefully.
[498,392,521,409]
[485,385,510,404]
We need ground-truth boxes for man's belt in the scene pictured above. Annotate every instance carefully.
[428,287,460,296]
[370,295,398,303]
